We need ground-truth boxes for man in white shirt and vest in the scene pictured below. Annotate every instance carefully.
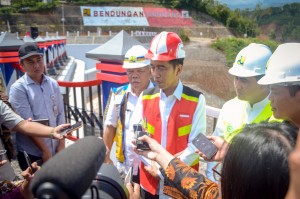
[103,45,154,183]
[130,31,206,198]
[206,43,274,181]
[257,43,300,199]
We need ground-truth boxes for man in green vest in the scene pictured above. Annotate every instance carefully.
[103,45,154,183]
[257,43,300,199]
[206,43,273,181]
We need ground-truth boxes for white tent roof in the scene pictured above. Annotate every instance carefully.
[86,30,143,64]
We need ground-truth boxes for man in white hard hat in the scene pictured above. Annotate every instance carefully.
[258,43,300,126]
[257,43,300,199]
[103,45,154,183]
[130,31,206,198]
[206,43,274,181]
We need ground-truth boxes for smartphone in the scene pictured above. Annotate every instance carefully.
[23,151,37,173]
[124,167,133,185]
[135,131,151,150]
[192,133,218,160]
[60,121,83,136]
[133,124,143,132]
[32,119,49,126]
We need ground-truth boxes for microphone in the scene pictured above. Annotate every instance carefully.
[30,136,106,199]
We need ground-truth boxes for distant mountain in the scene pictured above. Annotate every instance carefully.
[217,0,300,10]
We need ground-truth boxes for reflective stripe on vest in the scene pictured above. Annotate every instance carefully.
[268,114,284,123]
[140,85,202,195]
[225,101,274,142]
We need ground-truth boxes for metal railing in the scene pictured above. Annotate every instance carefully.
[206,105,221,132]
[58,79,103,138]
[58,78,221,139]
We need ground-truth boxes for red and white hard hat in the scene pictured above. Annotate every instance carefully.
[145,31,185,61]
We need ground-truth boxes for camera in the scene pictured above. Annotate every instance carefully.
[133,124,150,151]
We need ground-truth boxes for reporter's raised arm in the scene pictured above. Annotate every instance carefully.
[13,120,69,139]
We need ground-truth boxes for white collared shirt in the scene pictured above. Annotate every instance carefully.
[105,81,154,175]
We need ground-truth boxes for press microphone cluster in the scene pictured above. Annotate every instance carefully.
[30,136,106,199]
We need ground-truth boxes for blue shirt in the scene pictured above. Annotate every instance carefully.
[9,73,65,156]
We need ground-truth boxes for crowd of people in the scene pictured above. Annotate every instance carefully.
[115,34,300,199]
[0,32,300,199]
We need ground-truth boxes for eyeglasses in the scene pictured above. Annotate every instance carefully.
[212,163,222,181]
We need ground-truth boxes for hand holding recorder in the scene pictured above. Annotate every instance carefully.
[23,151,38,173]
[133,123,151,151]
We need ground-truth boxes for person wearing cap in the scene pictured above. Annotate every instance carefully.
[129,31,206,198]
[103,45,154,183]
[9,42,66,170]
[206,43,274,181]
[257,43,300,199]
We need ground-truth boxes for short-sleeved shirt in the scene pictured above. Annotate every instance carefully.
[0,100,23,130]
[0,100,23,181]
[9,74,65,157]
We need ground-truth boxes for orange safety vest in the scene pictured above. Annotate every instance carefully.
[140,86,202,195]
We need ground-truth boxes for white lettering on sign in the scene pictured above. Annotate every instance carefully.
[93,10,144,17]
[80,6,192,27]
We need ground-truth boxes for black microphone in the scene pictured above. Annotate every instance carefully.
[30,136,106,199]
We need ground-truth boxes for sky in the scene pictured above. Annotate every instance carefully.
[217,0,300,9]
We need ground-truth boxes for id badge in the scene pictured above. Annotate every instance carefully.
[53,105,58,116]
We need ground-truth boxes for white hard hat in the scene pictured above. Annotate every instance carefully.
[145,31,185,61]
[123,45,150,69]
[258,43,300,86]
[228,43,272,77]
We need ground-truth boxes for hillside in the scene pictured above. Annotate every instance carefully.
[218,0,300,10]
[0,4,231,38]
[251,3,300,42]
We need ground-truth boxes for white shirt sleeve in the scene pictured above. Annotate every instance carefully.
[104,93,118,128]
[178,94,207,166]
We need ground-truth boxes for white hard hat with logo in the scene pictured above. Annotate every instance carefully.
[258,43,300,86]
[145,31,185,61]
[123,45,150,69]
[228,43,272,77]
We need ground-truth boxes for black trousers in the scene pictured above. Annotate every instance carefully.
[141,188,159,199]
[132,174,140,184]
[17,151,42,171]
